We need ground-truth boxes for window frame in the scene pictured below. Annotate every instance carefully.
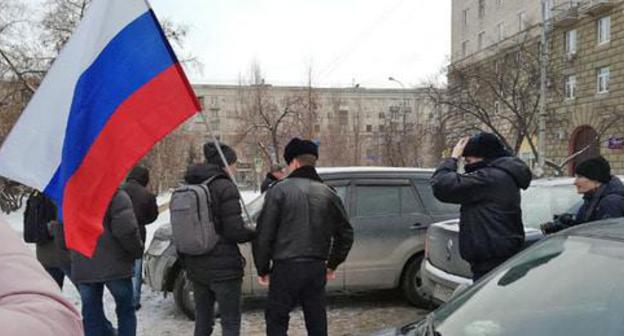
[597,67,610,94]
[597,16,611,46]
[564,75,576,100]
[565,29,577,55]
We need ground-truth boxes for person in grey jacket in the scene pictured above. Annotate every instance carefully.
[431,132,532,281]
[253,138,354,336]
[71,189,143,336]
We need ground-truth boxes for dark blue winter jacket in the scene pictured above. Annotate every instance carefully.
[576,176,624,223]
[431,157,533,264]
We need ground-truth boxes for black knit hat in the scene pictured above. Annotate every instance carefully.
[203,141,237,167]
[575,156,611,183]
[462,132,510,159]
[284,138,319,164]
[127,166,149,187]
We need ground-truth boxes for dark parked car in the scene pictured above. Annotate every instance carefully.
[144,167,460,319]
[419,177,587,305]
[372,217,624,336]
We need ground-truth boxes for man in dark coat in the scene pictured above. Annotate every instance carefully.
[541,156,624,233]
[71,189,143,336]
[121,165,159,310]
[253,138,354,336]
[431,132,532,281]
[260,164,286,193]
[183,142,255,336]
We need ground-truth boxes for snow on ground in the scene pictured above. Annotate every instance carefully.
[0,190,428,335]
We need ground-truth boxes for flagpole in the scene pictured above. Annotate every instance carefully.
[198,110,254,227]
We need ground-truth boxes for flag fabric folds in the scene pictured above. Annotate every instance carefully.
[0,0,200,256]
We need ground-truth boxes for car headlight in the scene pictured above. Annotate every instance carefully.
[146,239,170,256]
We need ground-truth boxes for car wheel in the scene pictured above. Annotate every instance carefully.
[173,270,196,320]
[402,256,432,308]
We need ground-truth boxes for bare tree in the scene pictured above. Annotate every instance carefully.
[427,36,552,163]
[235,63,306,166]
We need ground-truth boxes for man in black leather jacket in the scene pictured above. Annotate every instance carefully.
[253,138,354,336]
[431,132,532,281]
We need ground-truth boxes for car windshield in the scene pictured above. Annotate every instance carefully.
[412,233,624,336]
[521,184,580,229]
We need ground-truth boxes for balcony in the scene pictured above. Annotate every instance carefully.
[581,0,615,16]
[551,1,581,28]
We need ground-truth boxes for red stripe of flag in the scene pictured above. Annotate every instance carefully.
[64,64,199,256]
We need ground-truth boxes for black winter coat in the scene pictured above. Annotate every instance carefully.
[253,166,354,276]
[121,179,158,242]
[182,163,256,284]
[71,190,144,283]
[431,157,532,264]
[260,173,278,193]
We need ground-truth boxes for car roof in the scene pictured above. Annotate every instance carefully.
[560,217,624,242]
[316,166,434,179]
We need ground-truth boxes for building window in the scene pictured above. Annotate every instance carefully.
[379,125,385,132]
[518,11,526,31]
[478,0,485,18]
[494,100,500,114]
[339,110,348,126]
[497,22,505,42]
[597,16,611,45]
[366,124,373,132]
[463,9,469,26]
[378,112,385,119]
[542,0,552,20]
[462,40,469,57]
[197,96,205,109]
[478,31,485,50]
[597,67,610,94]
[497,0,503,9]
[314,124,321,132]
[565,75,576,99]
[565,29,577,55]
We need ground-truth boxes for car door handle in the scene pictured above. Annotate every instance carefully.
[410,223,425,230]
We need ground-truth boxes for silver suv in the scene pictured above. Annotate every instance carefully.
[144,167,459,319]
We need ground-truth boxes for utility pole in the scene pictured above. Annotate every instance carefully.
[537,0,550,177]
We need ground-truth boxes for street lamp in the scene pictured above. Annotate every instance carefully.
[388,76,412,165]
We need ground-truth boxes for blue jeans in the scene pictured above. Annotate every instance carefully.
[78,278,136,336]
[131,258,143,308]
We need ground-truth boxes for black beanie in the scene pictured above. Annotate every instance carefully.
[575,156,611,183]
[284,138,319,164]
[203,141,237,167]
[462,132,510,159]
[127,166,149,187]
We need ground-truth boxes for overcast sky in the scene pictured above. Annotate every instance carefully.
[148,0,451,88]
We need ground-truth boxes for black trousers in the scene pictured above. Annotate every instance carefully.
[266,260,327,336]
[193,278,243,336]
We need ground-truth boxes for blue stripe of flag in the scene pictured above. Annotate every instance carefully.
[45,10,177,209]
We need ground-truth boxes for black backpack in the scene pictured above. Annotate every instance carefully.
[23,191,57,244]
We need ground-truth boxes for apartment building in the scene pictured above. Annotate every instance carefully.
[178,84,443,187]
[450,0,624,174]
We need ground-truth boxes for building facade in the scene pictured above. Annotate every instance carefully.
[450,0,624,175]
[179,84,443,187]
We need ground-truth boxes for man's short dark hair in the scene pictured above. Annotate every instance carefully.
[295,154,317,167]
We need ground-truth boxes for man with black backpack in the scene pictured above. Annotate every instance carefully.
[179,141,255,336]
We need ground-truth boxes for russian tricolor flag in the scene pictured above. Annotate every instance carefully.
[0,0,200,256]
